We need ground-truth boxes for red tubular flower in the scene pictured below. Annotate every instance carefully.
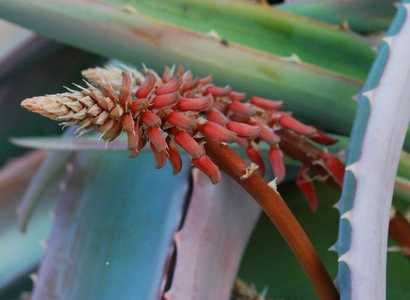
[198,121,237,143]
[177,96,211,112]
[279,114,316,136]
[174,130,204,159]
[142,111,161,128]
[268,145,286,183]
[246,144,266,176]
[250,96,283,111]
[320,152,345,187]
[310,130,338,145]
[151,92,178,109]
[206,85,231,97]
[228,91,246,102]
[166,112,196,131]
[156,78,181,95]
[207,109,229,126]
[258,125,280,145]
[147,127,168,153]
[136,72,155,98]
[226,121,260,139]
[168,139,182,174]
[228,101,256,118]
[296,166,319,212]
[192,155,221,184]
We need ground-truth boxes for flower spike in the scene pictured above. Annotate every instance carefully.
[21,65,343,195]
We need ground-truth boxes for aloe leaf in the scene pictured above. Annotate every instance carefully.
[31,151,190,300]
[335,2,410,299]
[280,0,395,34]
[165,170,260,299]
[11,136,128,152]
[0,20,33,62]
[0,0,364,138]
[108,0,374,80]
[17,151,73,233]
[0,152,53,290]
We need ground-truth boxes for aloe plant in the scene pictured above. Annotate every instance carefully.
[0,1,410,300]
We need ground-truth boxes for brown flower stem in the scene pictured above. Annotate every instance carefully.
[389,209,410,257]
[205,141,339,300]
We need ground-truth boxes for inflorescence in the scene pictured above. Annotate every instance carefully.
[21,65,344,210]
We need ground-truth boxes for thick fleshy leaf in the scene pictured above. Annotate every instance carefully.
[281,0,395,34]
[17,151,73,232]
[109,0,374,80]
[0,152,53,290]
[31,151,190,300]
[11,136,128,152]
[165,170,260,300]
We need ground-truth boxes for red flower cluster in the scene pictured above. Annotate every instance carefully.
[21,65,344,210]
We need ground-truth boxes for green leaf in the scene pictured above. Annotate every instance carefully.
[31,151,191,299]
[280,0,396,34]
[110,0,374,80]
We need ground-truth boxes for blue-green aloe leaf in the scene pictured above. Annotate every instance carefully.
[31,151,191,300]
[336,2,410,299]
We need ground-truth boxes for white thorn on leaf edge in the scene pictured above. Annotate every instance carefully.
[282,53,302,64]
[206,30,222,41]
[387,246,402,253]
[362,89,376,105]
[328,243,337,252]
[338,252,350,265]
[30,273,38,283]
[345,162,359,176]
[341,211,352,222]
[383,36,394,47]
